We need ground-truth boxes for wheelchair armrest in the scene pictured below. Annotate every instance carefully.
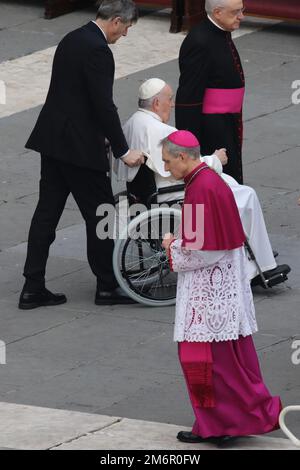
[157,184,185,195]
[146,184,185,206]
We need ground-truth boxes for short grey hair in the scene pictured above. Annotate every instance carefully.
[96,0,138,23]
[161,137,200,160]
[205,0,228,14]
[138,92,161,110]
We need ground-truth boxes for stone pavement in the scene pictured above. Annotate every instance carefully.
[0,1,299,451]
[0,4,269,119]
[0,402,296,450]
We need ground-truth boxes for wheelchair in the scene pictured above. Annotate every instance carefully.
[113,171,184,307]
[109,150,290,307]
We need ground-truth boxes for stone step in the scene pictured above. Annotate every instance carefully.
[0,402,297,450]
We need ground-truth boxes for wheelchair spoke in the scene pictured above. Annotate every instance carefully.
[124,251,161,271]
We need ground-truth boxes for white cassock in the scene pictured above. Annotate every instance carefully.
[220,174,277,279]
[114,109,277,279]
[114,109,181,200]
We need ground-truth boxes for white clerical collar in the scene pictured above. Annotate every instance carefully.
[138,108,162,122]
[208,15,226,31]
[92,20,107,40]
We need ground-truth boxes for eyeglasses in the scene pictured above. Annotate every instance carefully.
[227,7,246,17]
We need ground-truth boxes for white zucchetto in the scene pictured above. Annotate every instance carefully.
[138,78,166,100]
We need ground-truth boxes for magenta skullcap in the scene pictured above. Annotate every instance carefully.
[167,130,200,147]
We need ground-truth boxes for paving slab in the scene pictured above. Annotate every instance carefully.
[0,401,297,450]
[55,417,297,450]
[0,1,92,62]
[238,22,300,58]
[0,401,118,450]
[0,250,88,301]
[244,146,299,192]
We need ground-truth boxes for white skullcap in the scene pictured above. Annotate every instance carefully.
[138,78,166,100]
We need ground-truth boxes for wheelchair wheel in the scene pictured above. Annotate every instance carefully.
[113,207,182,306]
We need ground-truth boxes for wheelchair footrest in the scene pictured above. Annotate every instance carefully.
[252,264,291,289]
[265,272,289,288]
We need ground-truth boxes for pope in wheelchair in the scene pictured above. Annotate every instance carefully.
[112,78,290,305]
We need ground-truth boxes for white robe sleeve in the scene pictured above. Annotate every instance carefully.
[145,124,177,178]
[169,239,226,272]
[201,154,223,175]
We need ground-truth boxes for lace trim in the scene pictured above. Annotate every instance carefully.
[172,245,257,342]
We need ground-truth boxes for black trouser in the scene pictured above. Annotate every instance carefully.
[127,163,157,207]
[23,155,118,292]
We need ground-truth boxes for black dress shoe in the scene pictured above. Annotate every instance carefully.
[177,431,218,444]
[18,288,67,310]
[95,287,136,305]
[216,435,239,447]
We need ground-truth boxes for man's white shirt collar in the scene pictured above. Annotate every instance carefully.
[207,15,226,31]
[92,20,107,40]
[138,108,162,122]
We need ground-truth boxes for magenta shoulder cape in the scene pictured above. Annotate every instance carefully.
[182,163,245,250]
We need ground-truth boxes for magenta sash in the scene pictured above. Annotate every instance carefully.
[178,342,215,408]
[203,87,245,114]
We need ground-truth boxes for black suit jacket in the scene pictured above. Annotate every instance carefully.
[26,21,128,171]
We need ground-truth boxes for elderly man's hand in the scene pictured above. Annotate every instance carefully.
[162,233,175,251]
[123,150,145,167]
[214,148,228,166]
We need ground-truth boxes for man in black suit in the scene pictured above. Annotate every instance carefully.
[19,0,144,309]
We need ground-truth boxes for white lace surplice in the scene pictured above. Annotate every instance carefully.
[169,240,258,343]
